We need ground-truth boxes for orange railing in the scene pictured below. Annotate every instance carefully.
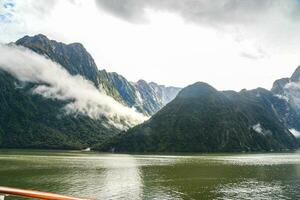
[0,186,93,200]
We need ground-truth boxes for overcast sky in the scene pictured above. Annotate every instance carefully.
[1,0,300,91]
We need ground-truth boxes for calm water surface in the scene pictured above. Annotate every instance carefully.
[0,150,300,199]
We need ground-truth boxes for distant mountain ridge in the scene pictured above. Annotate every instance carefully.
[98,69,181,115]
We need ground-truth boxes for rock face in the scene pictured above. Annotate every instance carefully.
[102,82,298,152]
[16,34,99,84]
[98,70,181,115]
[271,66,300,131]
[0,34,180,149]
[134,80,181,115]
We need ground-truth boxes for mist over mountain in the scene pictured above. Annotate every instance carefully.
[1,34,300,152]
[271,66,300,132]
[0,34,179,149]
[15,34,181,115]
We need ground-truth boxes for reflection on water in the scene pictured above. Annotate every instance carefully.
[99,155,143,199]
[212,153,300,165]
[216,180,284,199]
[0,150,300,199]
[0,153,144,200]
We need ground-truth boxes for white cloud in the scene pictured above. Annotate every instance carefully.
[274,94,289,101]
[0,44,147,129]
[2,0,300,91]
[252,123,263,134]
[289,129,300,138]
[283,82,300,109]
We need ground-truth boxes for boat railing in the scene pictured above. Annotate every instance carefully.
[0,186,94,200]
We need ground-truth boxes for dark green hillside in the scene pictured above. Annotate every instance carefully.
[0,71,119,149]
[102,82,297,152]
[0,34,181,149]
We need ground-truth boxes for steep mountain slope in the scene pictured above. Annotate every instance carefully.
[0,70,119,149]
[133,80,181,115]
[271,66,300,131]
[148,82,181,105]
[99,70,181,115]
[0,34,180,149]
[102,82,297,152]
[16,34,99,84]
[16,34,181,115]
[15,34,124,101]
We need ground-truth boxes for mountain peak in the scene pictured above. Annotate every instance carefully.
[31,33,48,40]
[15,34,99,84]
[16,34,86,50]
[177,82,217,99]
[67,42,85,49]
[271,78,290,94]
[290,65,300,82]
[16,34,50,45]
[137,79,147,84]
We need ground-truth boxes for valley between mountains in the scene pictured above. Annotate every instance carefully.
[1,34,300,152]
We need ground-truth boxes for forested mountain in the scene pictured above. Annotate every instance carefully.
[2,34,300,152]
[0,34,180,149]
[0,70,120,149]
[101,82,299,152]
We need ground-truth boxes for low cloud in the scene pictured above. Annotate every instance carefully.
[252,123,263,134]
[0,44,148,129]
[284,81,300,109]
[289,128,300,138]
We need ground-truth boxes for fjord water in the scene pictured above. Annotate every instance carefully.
[0,150,300,200]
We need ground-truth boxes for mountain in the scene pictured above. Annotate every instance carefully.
[16,34,100,84]
[101,82,298,152]
[0,70,120,149]
[98,70,181,115]
[4,34,298,152]
[0,34,180,149]
[271,66,300,131]
[16,34,181,116]
[15,34,126,103]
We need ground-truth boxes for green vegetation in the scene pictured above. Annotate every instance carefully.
[0,34,180,149]
[101,82,298,152]
[1,34,299,152]
[0,71,119,149]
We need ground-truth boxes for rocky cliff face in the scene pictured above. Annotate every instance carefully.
[16,34,99,84]
[271,66,300,131]
[99,70,181,115]
[15,34,181,116]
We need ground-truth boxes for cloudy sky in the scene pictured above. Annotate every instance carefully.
[1,0,300,91]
